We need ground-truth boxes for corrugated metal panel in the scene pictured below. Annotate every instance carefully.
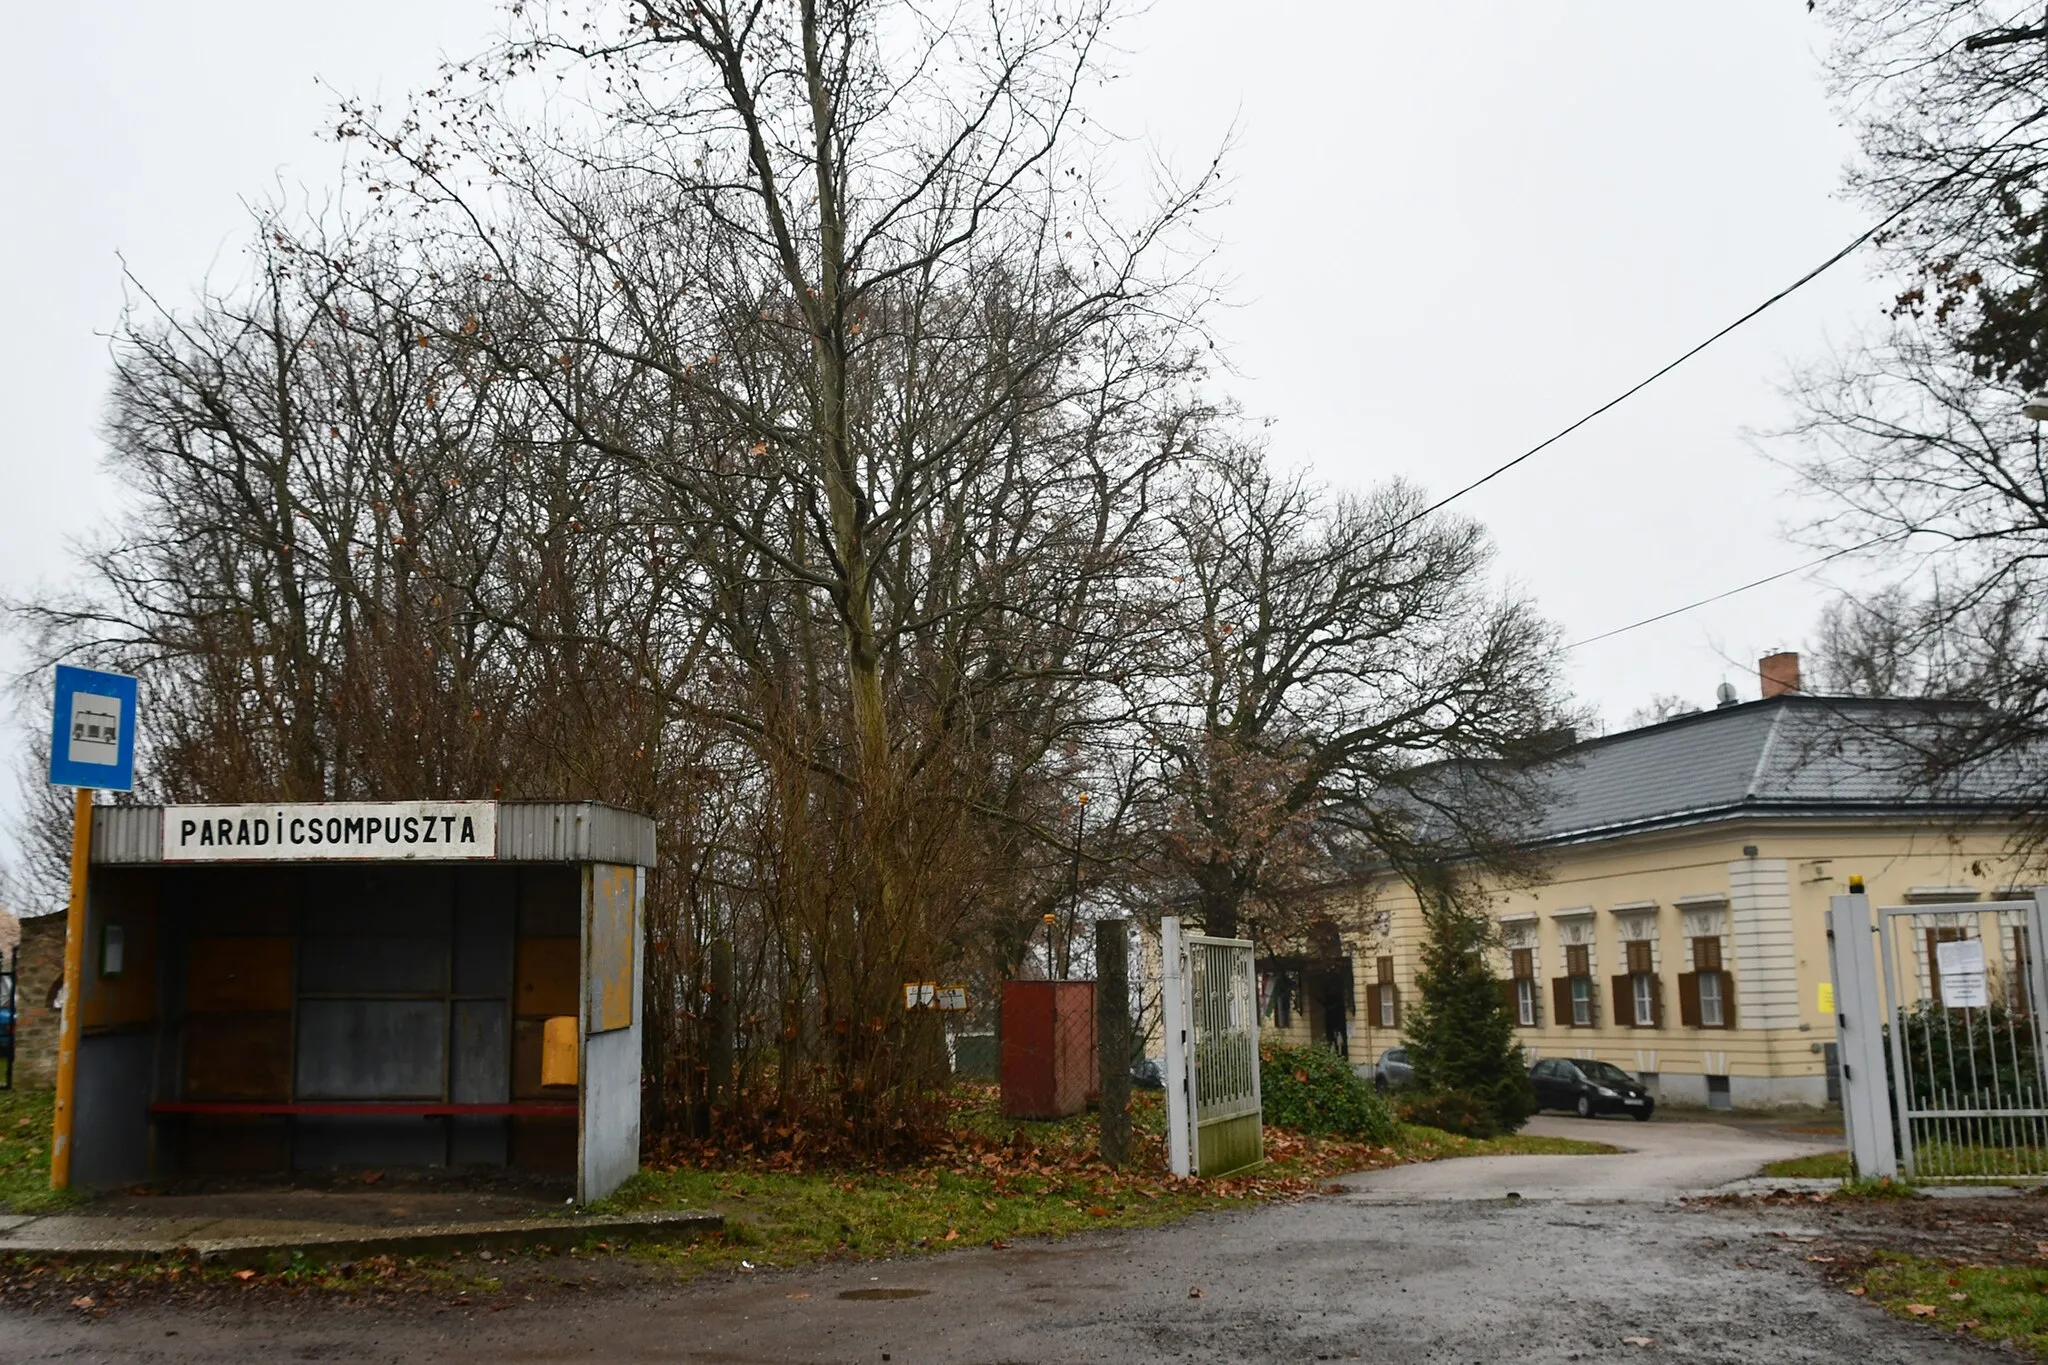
[496,802,657,868]
[91,806,163,864]
[91,801,655,867]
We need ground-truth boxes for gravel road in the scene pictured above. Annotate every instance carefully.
[1,1117,2000,1363]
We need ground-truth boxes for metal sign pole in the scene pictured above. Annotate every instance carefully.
[1160,916,1191,1178]
[44,664,139,1192]
[49,787,93,1190]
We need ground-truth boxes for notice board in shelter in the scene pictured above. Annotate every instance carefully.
[586,864,637,1034]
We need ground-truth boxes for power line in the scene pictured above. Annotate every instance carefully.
[1563,534,1899,651]
[1379,108,2046,545]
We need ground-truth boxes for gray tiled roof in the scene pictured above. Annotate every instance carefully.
[1522,695,2024,845]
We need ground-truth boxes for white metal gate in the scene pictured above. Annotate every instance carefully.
[1161,916,1263,1177]
[1830,887,2048,1183]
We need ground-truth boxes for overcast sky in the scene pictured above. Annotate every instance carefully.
[0,3,1878,872]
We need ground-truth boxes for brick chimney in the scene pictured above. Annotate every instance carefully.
[1759,651,1802,699]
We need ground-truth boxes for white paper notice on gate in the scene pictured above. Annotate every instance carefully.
[1936,937,1990,1008]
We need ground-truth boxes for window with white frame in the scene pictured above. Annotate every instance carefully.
[1699,969,1725,1027]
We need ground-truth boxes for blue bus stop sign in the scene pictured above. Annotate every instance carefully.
[48,665,139,791]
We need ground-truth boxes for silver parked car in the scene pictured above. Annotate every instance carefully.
[1370,1046,1414,1093]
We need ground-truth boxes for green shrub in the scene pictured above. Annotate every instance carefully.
[1398,1090,1499,1140]
[1258,1044,1397,1142]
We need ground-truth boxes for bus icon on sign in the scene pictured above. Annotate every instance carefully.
[69,694,121,765]
[48,665,139,791]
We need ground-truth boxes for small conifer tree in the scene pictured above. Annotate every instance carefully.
[1402,878,1536,1134]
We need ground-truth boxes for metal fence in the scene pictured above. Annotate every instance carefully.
[1875,896,2048,1182]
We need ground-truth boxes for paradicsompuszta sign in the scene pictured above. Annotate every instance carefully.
[161,801,498,861]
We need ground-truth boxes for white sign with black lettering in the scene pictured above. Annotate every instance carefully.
[162,802,498,862]
[1935,937,1990,1009]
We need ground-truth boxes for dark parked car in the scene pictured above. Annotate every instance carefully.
[1370,1046,1414,1093]
[1131,1057,1165,1090]
[1529,1057,1654,1120]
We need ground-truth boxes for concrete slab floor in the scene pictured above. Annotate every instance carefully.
[0,1205,722,1267]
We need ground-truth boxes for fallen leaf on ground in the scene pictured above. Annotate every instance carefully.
[1805,1255,1836,1263]
[786,1292,810,1300]
[233,1270,257,1282]
[1189,1287,1205,1299]
[942,1229,959,1242]
[1906,1304,1938,1317]
[1847,1287,1866,1296]
[360,1169,384,1184]
[1621,1337,1654,1347]
[70,1296,94,1310]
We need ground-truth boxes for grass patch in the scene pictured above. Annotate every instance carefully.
[1762,1150,1853,1180]
[1859,1252,2048,1356]
[0,1088,81,1215]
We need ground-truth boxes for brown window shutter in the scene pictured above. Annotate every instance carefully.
[1718,971,1737,1030]
[1677,972,1701,1028]
[1925,928,1964,1008]
[1566,944,1590,978]
[1377,956,1395,985]
[1512,948,1534,980]
[1499,979,1519,1017]
[1552,976,1574,1028]
[1626,940,1652,974]
[1692,936,1721,972]
[2016,927,2034,1015]
[1650,974,1665,1028]
[1611,975,1634,1028]
[1365,983,1382,1025]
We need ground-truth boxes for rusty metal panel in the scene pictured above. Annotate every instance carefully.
[496,803,656,868]
[454,870,518,995]
[515,939,580,1018]
[452,1001,510,1103]
[295,1000,446,1098]
[585,865,636,1034]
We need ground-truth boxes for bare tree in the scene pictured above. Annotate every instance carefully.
[1776,4,2048,827]
[1141,451,1572,946]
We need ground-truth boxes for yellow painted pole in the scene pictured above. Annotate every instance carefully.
[49,786,93,1190]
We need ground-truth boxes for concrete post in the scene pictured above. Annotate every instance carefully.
[1095,920,1131,1167]
[1826,893,1897,1180]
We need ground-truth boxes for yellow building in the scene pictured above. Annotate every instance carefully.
[1262,670,2035,1111]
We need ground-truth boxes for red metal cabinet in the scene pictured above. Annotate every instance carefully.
[1000,980,1096,1119]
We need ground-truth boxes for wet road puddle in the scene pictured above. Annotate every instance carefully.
[837,1288,931,1301]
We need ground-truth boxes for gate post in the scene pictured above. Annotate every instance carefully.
[1160,915,1191,1178]
[1827,892,1898,1180]
[1095,920,1131,1167]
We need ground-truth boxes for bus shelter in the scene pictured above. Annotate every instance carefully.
[65,800,652,1203]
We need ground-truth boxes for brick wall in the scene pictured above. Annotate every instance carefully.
[13,913,66,1089]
